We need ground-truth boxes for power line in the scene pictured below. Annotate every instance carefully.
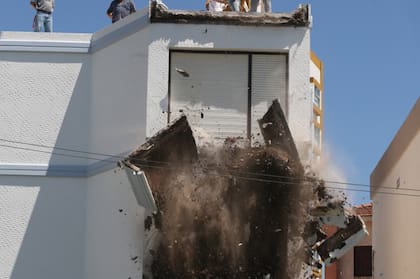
[0,143,118,163]
[1,138,419,197]
[0,145,418,198]
[0,139,170,166]
[0,138,123,160]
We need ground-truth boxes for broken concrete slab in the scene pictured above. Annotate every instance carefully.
[150,2,311,27]
[125,115,198,169]
[258,99,301,168]
[317,215,369,265]
[120,162,158,212]
[122,100,368,278]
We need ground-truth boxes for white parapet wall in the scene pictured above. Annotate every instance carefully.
[0,176,86,279]
[85,167,145,279]
[0,32,92,168]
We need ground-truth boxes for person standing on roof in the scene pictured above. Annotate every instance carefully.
[228,0,240,11]
[107,0,136,24]
[205,0,228,12]
[250,0,271,12]
[30,0,54,32]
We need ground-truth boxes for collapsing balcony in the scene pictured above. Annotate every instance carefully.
[122,100,367,279]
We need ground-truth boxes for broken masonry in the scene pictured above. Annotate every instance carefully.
[122,99,368,279]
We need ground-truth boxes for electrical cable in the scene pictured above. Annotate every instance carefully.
[0,137,419,197]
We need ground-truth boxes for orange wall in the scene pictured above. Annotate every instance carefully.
[324,225,338,279]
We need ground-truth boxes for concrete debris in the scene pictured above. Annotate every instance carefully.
[126,115,198,168]
[311,201,348,228]
[150,1,310,27]
[316,215,368,265]
[123,100,367,278]
[258,100,301,166]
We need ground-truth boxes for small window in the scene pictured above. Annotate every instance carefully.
[313,111,321,124]
[354,246,372,276]
[314,126,321,147]
[313,86,321,108]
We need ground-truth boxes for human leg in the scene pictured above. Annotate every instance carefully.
[263,0,271,12]
[250,0,259,12]
[228,0,240,11]
[34,13,44,32]
[44,14,53,32]
[32,15,38,32]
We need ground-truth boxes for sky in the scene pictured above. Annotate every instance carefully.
[1,0,419,204]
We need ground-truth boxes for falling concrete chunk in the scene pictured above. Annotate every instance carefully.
[121,162,158,212]
[311,201,348,228]
[125,115,198,169]
[121,100,368,279]
[317,215,369,265]
[258,99,301,167]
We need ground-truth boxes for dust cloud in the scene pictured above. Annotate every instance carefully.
[125,102,351,279]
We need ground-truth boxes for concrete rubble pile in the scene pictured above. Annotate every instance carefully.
[122,100,368,279]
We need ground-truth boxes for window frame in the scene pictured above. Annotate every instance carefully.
[353,245,373,277]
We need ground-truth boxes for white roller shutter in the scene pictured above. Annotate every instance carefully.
[170,52,249,140]
[250,54,287,145]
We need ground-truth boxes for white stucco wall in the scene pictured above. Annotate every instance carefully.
[0,170,145,279]
[0,15,312,165]
[85,167,145,279]
[0,34,91,168]
[0,176,86,279]
[146,23,312,148]
[90,26,149,160]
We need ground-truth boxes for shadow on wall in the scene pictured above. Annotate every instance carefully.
[7,176,86,279]
[45,55,91,174]
[0,52,92,173]
[0,53,90,278]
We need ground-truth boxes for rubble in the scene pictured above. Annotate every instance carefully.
[123,100,367,278]
[150,1,310,27]
[317,215,368,265]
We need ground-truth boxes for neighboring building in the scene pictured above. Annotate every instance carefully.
[324,203,373,279]
[0,3,315,278]
[370,98,420,279]
[310,50,324,162]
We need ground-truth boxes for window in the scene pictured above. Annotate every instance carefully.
[354,246,372,276]
[314,126,321,147]
[313,85,321,108]
[313,111,321,125]
[169,51,287,143]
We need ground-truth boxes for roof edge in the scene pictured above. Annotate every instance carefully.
[90,7,149,53]
[0,31,91,53]
[150,2,311,27]
[371,98,420,196]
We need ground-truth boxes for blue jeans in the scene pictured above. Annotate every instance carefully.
[229,0,240,11]
[250,0,271,12]
[34,12,53,32]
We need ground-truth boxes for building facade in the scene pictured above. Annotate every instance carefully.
[310,50,324,162]
[0,3,316,278]
[370,98,420,279]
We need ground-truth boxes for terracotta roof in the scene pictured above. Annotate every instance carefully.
[353,202,372,216]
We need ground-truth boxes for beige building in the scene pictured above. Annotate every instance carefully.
[370,98,420,279]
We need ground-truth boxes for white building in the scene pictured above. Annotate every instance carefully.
[0,3,313,278]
